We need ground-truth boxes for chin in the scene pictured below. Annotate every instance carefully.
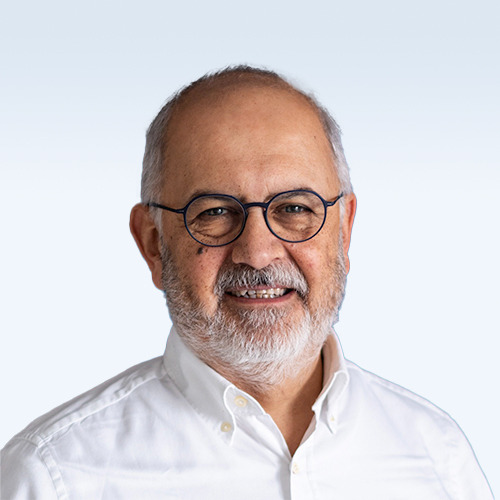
[172,298,332,391]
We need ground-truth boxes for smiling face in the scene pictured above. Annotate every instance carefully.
[131,83,356,387]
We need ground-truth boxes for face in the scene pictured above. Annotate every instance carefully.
[135,85,356,386]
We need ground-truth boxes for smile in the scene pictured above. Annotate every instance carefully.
[227,288,289,299]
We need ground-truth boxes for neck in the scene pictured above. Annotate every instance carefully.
[216,353,324,456]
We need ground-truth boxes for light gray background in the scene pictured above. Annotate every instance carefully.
[1,0,498,493]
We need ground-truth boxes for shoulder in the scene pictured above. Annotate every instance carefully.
[4,356,166,449]
[345,359,456,426]
[1,357,176,498]
[343,360,493,498]
[342,359,468,461]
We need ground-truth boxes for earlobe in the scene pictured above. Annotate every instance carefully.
[340,194,357,273]
[130,204,164,290]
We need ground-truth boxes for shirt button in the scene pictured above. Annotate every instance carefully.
[220,422,232,432]
[291,462,300,475]
[234,396,248,407]
[329,415,335,423]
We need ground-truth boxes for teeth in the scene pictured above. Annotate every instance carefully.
[229,288,287,299]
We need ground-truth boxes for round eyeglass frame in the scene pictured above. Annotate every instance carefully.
[147,189,344,247]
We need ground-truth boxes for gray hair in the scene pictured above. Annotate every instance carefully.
[141,65,353,205]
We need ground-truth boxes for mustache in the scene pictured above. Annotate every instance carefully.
[214,262,309,299]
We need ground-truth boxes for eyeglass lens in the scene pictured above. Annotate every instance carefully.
[185,191,326,246]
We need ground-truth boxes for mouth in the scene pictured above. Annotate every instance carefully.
[226,287,292,300]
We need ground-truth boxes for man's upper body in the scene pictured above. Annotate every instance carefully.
[1,66,494,498]
[2,328,492,499]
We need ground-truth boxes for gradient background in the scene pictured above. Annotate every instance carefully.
[1,0,498,493]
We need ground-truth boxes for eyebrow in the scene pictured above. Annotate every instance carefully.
[184,186,318,203]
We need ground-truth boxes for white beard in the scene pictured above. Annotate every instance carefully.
[161,239,347,392]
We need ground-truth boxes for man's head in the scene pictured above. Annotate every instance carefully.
[141,66,353,204]
[131,66,356,391]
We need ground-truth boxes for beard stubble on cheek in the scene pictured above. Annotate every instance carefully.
[160,237,347,390]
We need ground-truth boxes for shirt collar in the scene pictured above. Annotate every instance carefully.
[163,327,350,441]
[312,329,350,434]
[162,328,236,444]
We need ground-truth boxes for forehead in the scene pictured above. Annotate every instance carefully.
[163,84,338,201]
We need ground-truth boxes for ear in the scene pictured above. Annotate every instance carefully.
[340,193,357,273]
[130,203,164,290]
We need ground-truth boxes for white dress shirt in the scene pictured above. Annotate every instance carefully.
[1,328,493,499]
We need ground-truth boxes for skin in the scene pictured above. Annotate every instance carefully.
[130,84,356,454]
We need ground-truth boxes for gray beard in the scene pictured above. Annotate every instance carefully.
[161,241,347,392]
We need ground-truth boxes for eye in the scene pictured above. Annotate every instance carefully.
[202,207,227,217]
[283,204,309,214]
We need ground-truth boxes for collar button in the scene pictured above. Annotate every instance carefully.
[234,396,248,407]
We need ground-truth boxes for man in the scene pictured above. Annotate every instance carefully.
[1,66,493,498]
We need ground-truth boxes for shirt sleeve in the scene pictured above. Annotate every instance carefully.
[1,438,61,500]
[448,422,494,500]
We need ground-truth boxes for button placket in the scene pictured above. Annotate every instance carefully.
[220,422,232,433]
[289,446,314,499]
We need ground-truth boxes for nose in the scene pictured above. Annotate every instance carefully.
[230,207,287,270]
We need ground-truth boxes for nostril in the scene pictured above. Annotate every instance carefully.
[231,227,287,270]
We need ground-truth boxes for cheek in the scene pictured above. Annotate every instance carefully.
[174,244,228,309]
[293,237,339,291]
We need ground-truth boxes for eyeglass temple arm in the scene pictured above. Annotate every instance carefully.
[146,202,184,214]
[325,192,344,207]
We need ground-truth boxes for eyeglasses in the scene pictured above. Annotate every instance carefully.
[147,189,344,247]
